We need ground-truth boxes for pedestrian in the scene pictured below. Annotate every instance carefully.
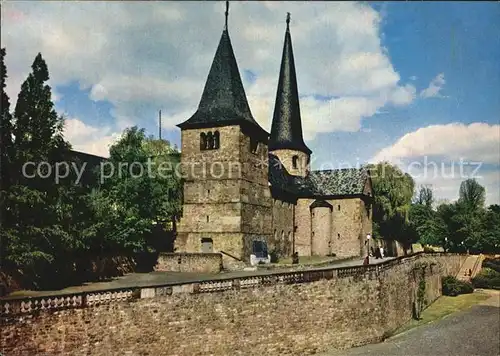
[380,246,384,258]
[363,255,369,265]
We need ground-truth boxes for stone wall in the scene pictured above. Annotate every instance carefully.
[295,197,369,258]
[270,149,310,177]
[271,199,295,256]
[177,125,272,263]
[0,254,467,356]
[154,253,222,273]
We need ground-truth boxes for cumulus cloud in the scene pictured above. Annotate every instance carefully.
[420,73,446,98]
[371,122,500,205]
[2,1,430,144]
[371,122,500,165]
[63,118,120,157]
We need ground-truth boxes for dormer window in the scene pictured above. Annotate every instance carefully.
[292,155,299,169]
[200,130,220,151]
[250,138,258,154]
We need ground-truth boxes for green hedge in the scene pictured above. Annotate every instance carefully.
[482,258,500,273]
[442,275,474,296]
[472,268,500,290]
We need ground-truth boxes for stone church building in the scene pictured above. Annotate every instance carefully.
[175,10,373,263]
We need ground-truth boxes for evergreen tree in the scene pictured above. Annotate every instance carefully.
[4,53,73,287]
[0,48,15,266]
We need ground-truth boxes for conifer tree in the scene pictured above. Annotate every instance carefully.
[0,48,14,266]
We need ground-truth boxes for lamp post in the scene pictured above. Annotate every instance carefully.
[366,233,371,263]
[444,237,448,253]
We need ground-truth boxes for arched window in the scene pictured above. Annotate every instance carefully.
[200,133,207,150]
[214,131,220,149]
[338,205,341,211]
[206,132,214,149]
[292,155,299,169]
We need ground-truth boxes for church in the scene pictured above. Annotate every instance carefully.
[175,6,373,265]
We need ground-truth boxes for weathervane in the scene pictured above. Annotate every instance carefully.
[286,12,290,30]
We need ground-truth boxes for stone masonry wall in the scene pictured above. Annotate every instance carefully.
[271,199,295,256]
[154,253,222,273]
[270,149,310,177]
[0,254,466,356]
[328,198,364,258]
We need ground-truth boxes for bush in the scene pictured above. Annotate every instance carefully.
[482,258,500,273]
[442,275,474,296]
[472,268,500,290]
[423,246,435,253]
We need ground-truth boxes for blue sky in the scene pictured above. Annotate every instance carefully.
[2,1,499,204]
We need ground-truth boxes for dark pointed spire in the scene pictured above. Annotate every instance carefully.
[269,13,311,155]
[178,2,267,136]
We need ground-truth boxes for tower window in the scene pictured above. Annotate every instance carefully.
[206,216,210,223]
[214,131,220,149]
[292,155,299,169]
[200,131,220,151]
[338,205,341,211]
[250,138,258,154]
[200,133,207,150]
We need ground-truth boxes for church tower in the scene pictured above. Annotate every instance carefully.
[269,13,312,177]
[176,2,272,264]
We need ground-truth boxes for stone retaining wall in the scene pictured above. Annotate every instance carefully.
[154,253,222,273]
[0,253,467,356]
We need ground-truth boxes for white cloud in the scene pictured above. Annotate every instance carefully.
[2,2,428,143]
[420,73,446,98]
[372,122,500,165]
[63,118,120,157]
[370,122,500,205]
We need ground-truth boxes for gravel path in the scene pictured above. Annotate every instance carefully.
[322,290,500,356]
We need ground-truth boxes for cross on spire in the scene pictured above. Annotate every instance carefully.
[225,1,229,30]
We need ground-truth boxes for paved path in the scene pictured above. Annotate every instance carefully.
[321,290,500,356]
[4,256,394,299]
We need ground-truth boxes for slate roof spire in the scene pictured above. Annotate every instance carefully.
[177,1,267,136]
[269,13,311,155]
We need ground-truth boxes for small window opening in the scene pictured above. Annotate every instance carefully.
[250,138,258,154]
[292,155,299,169]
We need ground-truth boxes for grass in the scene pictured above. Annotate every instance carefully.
[393,290,491,336]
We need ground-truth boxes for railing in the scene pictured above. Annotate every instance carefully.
[0,252,460,317]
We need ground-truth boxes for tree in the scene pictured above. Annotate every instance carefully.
[92,127,182,253]
[368,162,415,251]
[458,178,485,212]
[0,48,14,265]
[409,186,441,246]
[3,53,74,287]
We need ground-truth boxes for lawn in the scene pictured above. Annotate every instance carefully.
[394,290,491,336]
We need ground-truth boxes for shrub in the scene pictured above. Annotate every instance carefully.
[442,275,474,296]
[423,246,435,253]
[482,258,500,273]
[472,268,500,290]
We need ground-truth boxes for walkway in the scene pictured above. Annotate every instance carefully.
[321,290,500,356]
[457,255,481,282]
[4,256,394,299]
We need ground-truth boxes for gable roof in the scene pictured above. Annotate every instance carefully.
[268,154,371,199]
[306,168,370,196]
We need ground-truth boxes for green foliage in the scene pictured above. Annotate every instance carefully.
[442,275,474,296]
[471,268,500,290]
[1,51,182,289]
[89,127,181,253]
[482,258,500,273]
[367,162,415,249]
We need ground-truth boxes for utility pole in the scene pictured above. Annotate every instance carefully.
[159,110,162,140]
